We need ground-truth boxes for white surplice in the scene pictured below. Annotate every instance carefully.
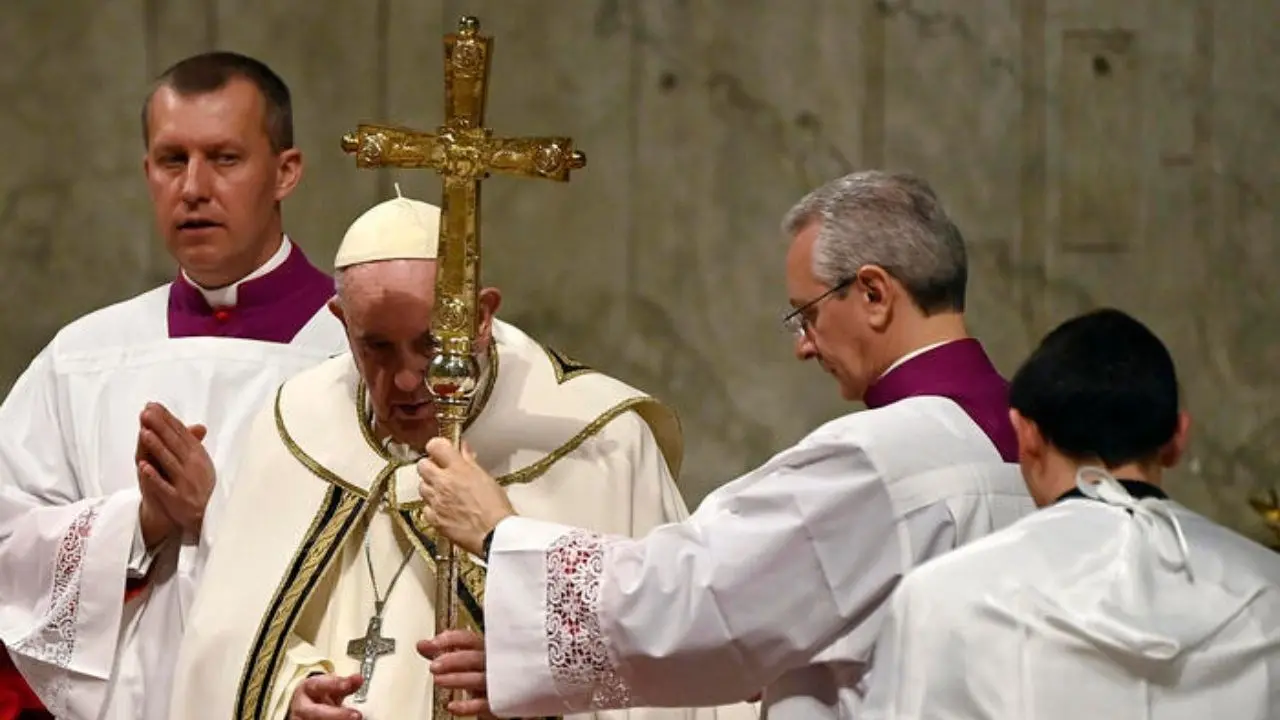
[861,472,1280,720]
[479,395,1037,720]
[0,283,346,720]
[169,319,759,720]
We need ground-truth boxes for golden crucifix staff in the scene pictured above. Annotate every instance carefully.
[340,15,586,720]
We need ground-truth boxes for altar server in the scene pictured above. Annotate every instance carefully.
[0,52,344,720]
[861,308,1280,720]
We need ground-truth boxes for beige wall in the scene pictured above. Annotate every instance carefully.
[2,0,1278,543]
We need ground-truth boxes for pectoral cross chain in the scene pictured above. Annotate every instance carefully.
[347,601,396,702]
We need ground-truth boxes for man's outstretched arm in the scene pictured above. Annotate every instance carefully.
[419,427,906,717]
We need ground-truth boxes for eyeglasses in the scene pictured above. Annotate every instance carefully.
[781,278,855,338]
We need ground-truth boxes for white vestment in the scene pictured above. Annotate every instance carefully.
[477,395,1037,720]
[170,319,759,720]
[0,284,345,720]
[861,476,1280,720]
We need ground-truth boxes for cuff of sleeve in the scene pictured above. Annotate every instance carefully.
[75,491,150,679]
[126,517,157,580]
[270,644,335,717]
[485,516,584,717]
[491,515,571,553]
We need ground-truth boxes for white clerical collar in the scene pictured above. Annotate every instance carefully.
[877,339,953,381]
[182,235,293,308]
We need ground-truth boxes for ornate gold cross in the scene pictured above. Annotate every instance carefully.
[340,15,586,720]
[340,15,586,441]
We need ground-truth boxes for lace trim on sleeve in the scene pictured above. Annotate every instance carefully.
[545,529,633,709]
[10,504,100,715]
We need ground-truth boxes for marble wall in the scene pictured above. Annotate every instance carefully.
[2,0,1278,543]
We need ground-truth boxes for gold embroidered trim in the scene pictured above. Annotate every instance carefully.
[388,508,485,631]
[246,387,486,700]
[541,343,596,384]
[236,489,363,719]
[397,396,662,511]
[234,395,373,720]
[535,340,683,478]
[276,385,370,499]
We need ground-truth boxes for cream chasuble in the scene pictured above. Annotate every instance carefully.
[170,319,759,720]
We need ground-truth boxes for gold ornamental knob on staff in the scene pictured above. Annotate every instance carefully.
[340,15,585,720]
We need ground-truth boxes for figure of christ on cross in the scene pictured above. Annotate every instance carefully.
[346,608,395,703]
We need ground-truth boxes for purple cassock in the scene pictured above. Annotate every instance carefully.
[166,244,335,343]
[862,338,1019,462]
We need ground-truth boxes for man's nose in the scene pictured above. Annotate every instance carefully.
[180,158,212,203]
[794,333,817,361]
[394,366,424,393]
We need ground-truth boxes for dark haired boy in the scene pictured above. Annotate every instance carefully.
[862,308,1280,720]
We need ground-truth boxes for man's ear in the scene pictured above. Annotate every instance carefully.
[856,265,894,331]
[1009,409,1040,460]
[327,296,346,326]
[1159,410,1192,468]
[275,148,304,201]
[476,287,502,349]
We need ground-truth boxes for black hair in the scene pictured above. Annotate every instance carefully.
[1009,307,1180,467]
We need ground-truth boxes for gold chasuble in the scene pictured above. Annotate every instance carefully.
[169,319,693,720]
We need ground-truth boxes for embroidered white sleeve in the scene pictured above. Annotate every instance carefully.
[545,529,633,709]
[10,505,100,716]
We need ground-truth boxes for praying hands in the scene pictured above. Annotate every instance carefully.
[416,438,516,556]
[136,401,216,549]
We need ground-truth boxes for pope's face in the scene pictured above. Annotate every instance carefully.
[143,77,302,288]
[334,260,500,451]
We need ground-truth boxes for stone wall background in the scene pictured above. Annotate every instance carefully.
[3,0,1278,543]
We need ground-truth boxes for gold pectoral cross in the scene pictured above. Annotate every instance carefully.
[346,603,396,703]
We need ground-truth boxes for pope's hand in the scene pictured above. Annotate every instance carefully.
[417,438,515,556]
[288,672,363,720]
[417,629,496,718]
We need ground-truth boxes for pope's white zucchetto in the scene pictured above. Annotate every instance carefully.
[333,188,442,269]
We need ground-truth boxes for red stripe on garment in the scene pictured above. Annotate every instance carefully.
[0,645,49,720]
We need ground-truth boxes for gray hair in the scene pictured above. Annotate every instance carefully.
[332,266,349,302]
[781,170,968,314]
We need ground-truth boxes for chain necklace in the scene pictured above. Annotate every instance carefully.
[345,510,414,703]
[365,525,414,610]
